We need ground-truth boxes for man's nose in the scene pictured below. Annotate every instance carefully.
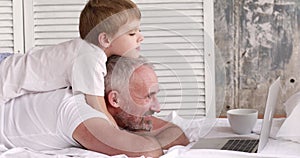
[150,97,160,113]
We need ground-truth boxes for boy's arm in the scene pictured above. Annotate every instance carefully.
[85,94,118,128]
[73,118,163,157]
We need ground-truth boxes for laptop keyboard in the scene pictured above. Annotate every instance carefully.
[221,139,259,153]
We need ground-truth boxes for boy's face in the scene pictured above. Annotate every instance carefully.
[105,19,144,58]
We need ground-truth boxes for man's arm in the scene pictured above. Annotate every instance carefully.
[133,116,190,150]
[73,118,163,157]
[150,116,190,150]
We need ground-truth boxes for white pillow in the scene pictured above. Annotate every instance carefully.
[283,91,300,116]
[276,103,300,143]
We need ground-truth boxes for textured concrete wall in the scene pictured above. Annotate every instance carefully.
[214,0,300,116]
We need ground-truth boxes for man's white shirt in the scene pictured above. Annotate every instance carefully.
[0,88,109,150]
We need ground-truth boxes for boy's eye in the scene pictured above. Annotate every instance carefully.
[129,33,136,36]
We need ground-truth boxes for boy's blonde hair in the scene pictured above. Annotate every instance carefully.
[79,0,141,45]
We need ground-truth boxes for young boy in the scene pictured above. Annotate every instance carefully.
[0,0,144,127]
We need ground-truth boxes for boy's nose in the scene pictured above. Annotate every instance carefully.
[138,33,144,43]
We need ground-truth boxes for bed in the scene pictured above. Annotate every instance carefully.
[1,112,300,158]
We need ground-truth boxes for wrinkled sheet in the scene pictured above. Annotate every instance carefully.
[1,112,300,158]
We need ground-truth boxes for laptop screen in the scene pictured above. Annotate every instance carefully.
[257,77,281,152]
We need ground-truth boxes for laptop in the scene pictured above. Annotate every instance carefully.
[191,77,281,153]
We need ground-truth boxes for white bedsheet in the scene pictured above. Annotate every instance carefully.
[162,117,300,158]
[1,112,300,158]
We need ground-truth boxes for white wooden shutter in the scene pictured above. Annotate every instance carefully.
[23,0,87,50]
[0,0,23,53]
[133,0,215,118]
[22,0,215,119]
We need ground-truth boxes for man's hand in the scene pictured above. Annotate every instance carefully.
[128,116,190,150]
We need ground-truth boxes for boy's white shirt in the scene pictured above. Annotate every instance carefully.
[0,88,109,150]
[0,38,107,103]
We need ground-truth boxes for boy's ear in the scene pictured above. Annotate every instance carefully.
[98,32,111,48]
[107,90,120,108]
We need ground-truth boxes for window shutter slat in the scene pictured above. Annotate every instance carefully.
[0,1,13,52]
[134,0,214,118]
[24,0,86,49]
[23,0,215,119]
[0,0,23,53]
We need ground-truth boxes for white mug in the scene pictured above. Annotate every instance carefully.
[227,109,258,135]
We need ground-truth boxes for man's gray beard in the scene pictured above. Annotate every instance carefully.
[114,107,152,131]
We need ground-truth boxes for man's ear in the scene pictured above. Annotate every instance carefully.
[107,90,120,108]
[98,32,111,48]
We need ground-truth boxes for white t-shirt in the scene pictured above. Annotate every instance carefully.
[0,38,107,104]
[0,88,109,150]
